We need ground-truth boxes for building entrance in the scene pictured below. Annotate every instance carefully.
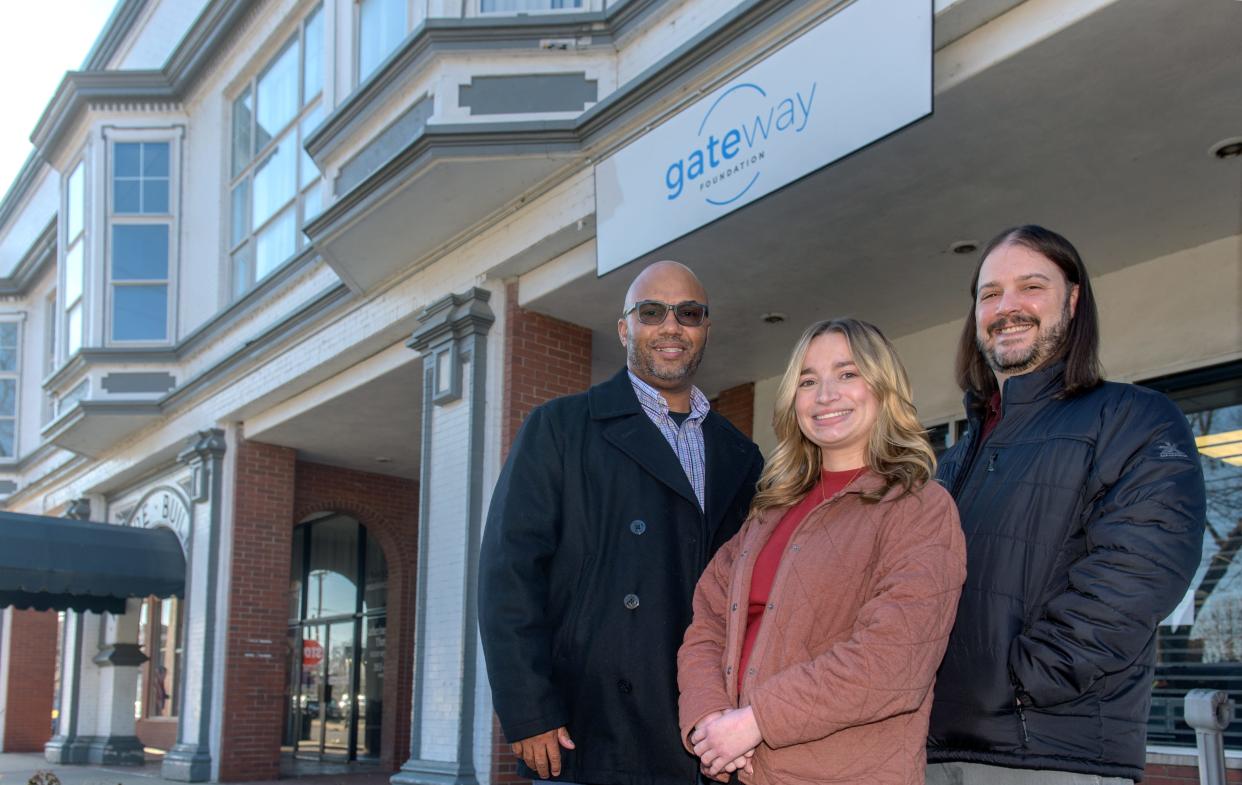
[283,514,387,761]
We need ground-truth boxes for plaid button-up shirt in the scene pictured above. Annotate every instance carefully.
[628,370,710,511]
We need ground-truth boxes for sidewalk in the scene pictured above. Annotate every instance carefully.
[0,753,394,785]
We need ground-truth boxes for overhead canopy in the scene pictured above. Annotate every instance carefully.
[0,511,185,614]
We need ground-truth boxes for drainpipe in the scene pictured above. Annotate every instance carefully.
[1184,689,1234,785]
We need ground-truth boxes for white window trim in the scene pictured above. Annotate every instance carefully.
[0,315,24,463]
[229,4,325,301]
[103,126,183,347]
[61,155,89,363]
[470,0,594,17]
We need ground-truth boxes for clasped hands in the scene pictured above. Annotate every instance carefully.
[690,707,763,782]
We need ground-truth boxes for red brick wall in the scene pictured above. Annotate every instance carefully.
[711,382,755,439]
[293,460,418,772]
[502,281,594,453]
[1146,762,1242,784]
[218,442,419,780]
[493,282,593,784]
[218,440,296,781]
[2,609,57,751]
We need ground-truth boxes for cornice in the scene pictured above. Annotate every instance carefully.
[0,152,48,241]
[81,0,151,71]
[30,0,249,161]
[305,0,666,161]
[0,218,56,297]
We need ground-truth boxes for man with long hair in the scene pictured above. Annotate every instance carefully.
[926,225,1206,784]
[479,261,764,785]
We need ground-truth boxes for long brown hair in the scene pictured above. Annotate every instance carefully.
[955,225,1103,407]
[750,318,935,514]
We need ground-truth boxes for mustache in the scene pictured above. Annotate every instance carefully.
[987,314,1039,335]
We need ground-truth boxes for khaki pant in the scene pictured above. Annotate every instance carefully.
[927,762,1134,785]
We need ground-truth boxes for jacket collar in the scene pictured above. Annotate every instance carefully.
[964,360,1067,418]
[753,468,889,526]
[589,368,757,530]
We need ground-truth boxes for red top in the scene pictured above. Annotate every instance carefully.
[979,391,1003,444]
[738,467,861,690]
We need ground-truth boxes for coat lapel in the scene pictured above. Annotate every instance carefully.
[702,414,756,532]
[592,369,700,511]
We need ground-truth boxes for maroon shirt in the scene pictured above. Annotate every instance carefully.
[980,391,1003,444]
[738,467,861,690]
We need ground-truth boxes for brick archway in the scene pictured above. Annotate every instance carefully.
[293,462,418,771]
[218,441,417,781]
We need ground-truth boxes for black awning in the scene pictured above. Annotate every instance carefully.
[0,511,185,614]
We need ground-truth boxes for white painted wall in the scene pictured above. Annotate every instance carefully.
[113,0,210,70]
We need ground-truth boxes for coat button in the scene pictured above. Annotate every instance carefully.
[730,602,738,611]
[630,520,646,535]
[726,666,733,675]
[623,593,640,610]
[747,667,756,676]
[617,679,633,694]
[790,544,801,552]
[767,602,775,610]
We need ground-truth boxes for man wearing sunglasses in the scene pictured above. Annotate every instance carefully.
[480,261,764,785]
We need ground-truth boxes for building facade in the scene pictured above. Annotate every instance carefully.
[0,0,1238,783]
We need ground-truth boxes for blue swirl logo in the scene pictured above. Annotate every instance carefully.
[663,80,817,205]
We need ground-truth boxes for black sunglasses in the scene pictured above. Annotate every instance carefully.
[623,300,709,327]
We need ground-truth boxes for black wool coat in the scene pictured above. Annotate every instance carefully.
[928,363,1206,781]
[479,368,764,785]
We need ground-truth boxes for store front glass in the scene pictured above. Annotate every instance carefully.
[283,514,387,761]
[134,596,184,751]
[1144,360,1242,749]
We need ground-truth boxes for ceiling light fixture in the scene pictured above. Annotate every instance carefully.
[375,457,394,464]
[1209,137,1242,160]
[761,312,787,325]
[949,240,979,255]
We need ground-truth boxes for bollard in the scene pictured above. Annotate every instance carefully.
[1184,689,1234,785]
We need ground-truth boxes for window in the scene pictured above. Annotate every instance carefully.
[1142,360,1242,749]
[285,513,388,761]
[0,321,19,458]
[42,291,56,424]
[479,0,583,12]
[110,141,172,342]
[357,0,407,84]
[63,161,86,357]
[926,418,967,459]
[230,5,324,300]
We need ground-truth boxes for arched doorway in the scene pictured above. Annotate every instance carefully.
[283,513,388,762]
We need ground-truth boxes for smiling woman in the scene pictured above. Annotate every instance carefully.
[678,318,966,785]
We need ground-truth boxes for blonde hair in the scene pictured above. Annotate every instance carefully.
[750,318,936,513]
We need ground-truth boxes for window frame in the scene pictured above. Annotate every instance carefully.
[472,0,588,16]
[355,0,416,87]
[0,317,22,461]
[61,156,88,361]
[228,4,325,301]
[104,130,181,347]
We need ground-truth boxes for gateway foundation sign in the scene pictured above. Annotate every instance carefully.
[595,0,932,276]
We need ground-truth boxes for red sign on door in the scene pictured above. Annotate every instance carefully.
[303,640,324,667]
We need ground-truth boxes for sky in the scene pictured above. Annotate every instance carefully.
[0,0,119,198]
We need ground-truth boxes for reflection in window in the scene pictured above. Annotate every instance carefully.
[63,161,86,356]
[230,5,324,299]
[358,0,406,84]
[1144,361,1242,748]
[0,322,17,457]
[286,513,388,761]
[480,0,583,12]
[110,142,172,342]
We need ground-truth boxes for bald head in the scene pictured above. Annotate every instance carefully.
[622,260,707,312]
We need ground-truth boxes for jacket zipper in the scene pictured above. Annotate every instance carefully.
[986,451,998,472]
[1015,700,1031,744]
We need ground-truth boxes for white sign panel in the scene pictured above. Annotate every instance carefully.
[595,0,932,276]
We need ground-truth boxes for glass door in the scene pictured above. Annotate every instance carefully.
[322,620,356,758]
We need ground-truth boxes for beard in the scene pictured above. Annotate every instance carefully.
[977,295,1072,375]
[626,331,706,386]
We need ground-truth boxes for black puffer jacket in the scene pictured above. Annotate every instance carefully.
[927,363,1206,781]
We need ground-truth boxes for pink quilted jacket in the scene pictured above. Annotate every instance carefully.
[678,472,966,785]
